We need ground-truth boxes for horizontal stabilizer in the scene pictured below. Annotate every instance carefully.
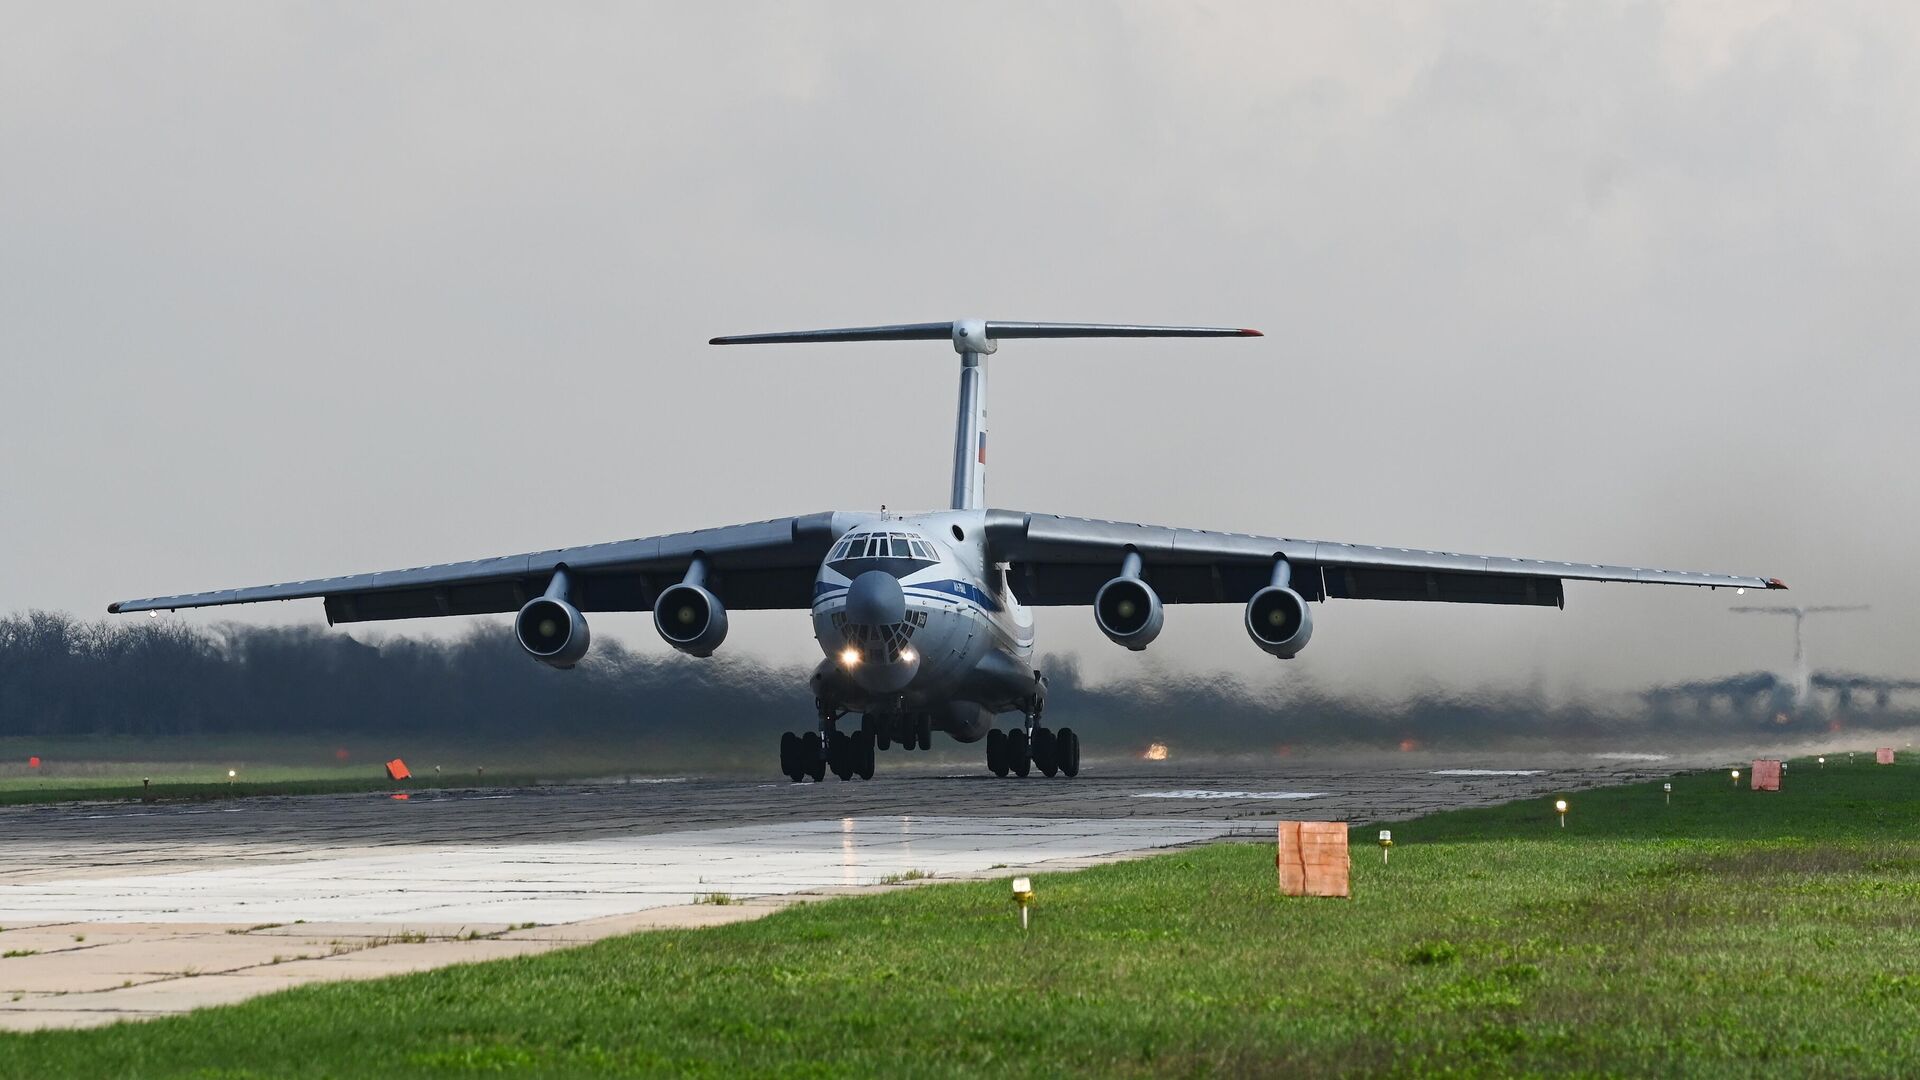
[709,320,1261,346]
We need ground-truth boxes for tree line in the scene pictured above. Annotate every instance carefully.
[1,610,1903,750]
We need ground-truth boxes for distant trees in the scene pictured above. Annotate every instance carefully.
[1,610,1907,749]
[0,612,805,741]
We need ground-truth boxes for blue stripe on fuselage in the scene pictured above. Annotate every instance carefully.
[813,577,1000,613]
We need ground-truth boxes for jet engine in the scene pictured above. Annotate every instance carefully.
[1245,585,1313,658]
[1095,575,1164,650]
[654,583,729,657]
[515,596,591,668]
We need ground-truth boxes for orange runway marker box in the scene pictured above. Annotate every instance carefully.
[1751,759,1781,791]
[1277,821,1350,898]
[1878,748,1896,765]
[385,758,412,781]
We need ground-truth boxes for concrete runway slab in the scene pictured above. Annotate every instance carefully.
[0,758,1669,1030]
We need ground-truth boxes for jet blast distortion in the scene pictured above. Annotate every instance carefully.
[110,318,1784,783]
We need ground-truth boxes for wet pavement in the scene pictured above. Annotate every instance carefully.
[0,756,1675,1030]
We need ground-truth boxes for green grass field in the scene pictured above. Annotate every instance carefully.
[5,753,1920,1076]
[0,736,705,806]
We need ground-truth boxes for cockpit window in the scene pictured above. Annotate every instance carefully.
[829,531,939,578]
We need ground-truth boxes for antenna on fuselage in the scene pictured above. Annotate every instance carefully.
[709,320,1262,510]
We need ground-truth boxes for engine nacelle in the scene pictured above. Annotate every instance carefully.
[515,596,591,668]
[1094,575,1164,651]
[654,583,729,657]
[1245,586,1313,658]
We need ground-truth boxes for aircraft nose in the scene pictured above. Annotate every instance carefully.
[844,570,906,626]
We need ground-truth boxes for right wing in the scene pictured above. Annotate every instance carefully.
[984,510,1783,608]
[109,511,878,623]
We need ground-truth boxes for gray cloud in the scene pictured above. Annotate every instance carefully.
[3,3,1914,696]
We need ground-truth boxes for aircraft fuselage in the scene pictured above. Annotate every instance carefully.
[806,509,1039,742]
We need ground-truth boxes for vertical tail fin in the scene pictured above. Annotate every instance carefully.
[709,319,1262,509]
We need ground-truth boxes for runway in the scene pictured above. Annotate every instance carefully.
[0,757,1673,1030]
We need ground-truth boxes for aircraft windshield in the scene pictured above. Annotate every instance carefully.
[828,531,938,575]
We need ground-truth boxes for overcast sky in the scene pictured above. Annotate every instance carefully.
[3,2,1915,696]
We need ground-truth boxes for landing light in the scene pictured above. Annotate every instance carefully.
[839,646,860,667]
[899,647,916,663]
[1737,587,1746,596]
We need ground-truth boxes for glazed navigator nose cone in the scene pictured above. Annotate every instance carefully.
[844,570,906,626]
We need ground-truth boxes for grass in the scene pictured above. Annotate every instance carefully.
[0,736,702,806]
[4,753,1920,1076]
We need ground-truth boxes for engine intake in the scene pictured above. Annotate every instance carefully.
[515,596,590,668]
[655,583,729,657]
[1246,586,1313,658]
[1095,575,1163,650]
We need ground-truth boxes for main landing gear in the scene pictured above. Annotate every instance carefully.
[780,727,875,782]
[780,703,898,782]
[986,719,1079,779]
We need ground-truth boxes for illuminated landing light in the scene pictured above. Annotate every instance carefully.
[1144,742,1170,761]
[1737,587,1746,596]
[839,647,860,667]
[899,648,917,663]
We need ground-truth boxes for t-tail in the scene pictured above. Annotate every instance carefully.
[709,319,1262,509]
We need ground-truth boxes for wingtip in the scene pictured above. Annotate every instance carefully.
[1767,578,1789,590]
[1239,328,1264,337]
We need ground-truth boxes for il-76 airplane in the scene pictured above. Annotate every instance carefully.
[112,320,1785,783]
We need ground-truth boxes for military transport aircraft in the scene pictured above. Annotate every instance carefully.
[1645,605,1918,719]
[111,320,1785,782]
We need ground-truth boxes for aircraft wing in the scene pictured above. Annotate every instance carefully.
[109,511,879,623]
[983,510,1783,608]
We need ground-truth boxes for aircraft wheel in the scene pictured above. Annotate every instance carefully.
[802,732,825,782]
[780,731,802,782]
[1058,728,1080,778]
[1008,729,1031,778]
[829,731,854,781]
[854,730,875,780]
[986,728,1008,777]
[917,713,933,750]
[1032,727,1058,777]
[875,719,891,752]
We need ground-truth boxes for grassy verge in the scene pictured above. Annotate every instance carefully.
[6,755,1920,1076]
[0,736,701,805]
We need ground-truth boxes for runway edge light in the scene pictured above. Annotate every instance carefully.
[1011,877,1035,930]
[1554,799,1568,828]
[1378,829,1393,865]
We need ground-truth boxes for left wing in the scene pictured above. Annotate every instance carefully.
[110,511,878,622]
[984,510,1783,608]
